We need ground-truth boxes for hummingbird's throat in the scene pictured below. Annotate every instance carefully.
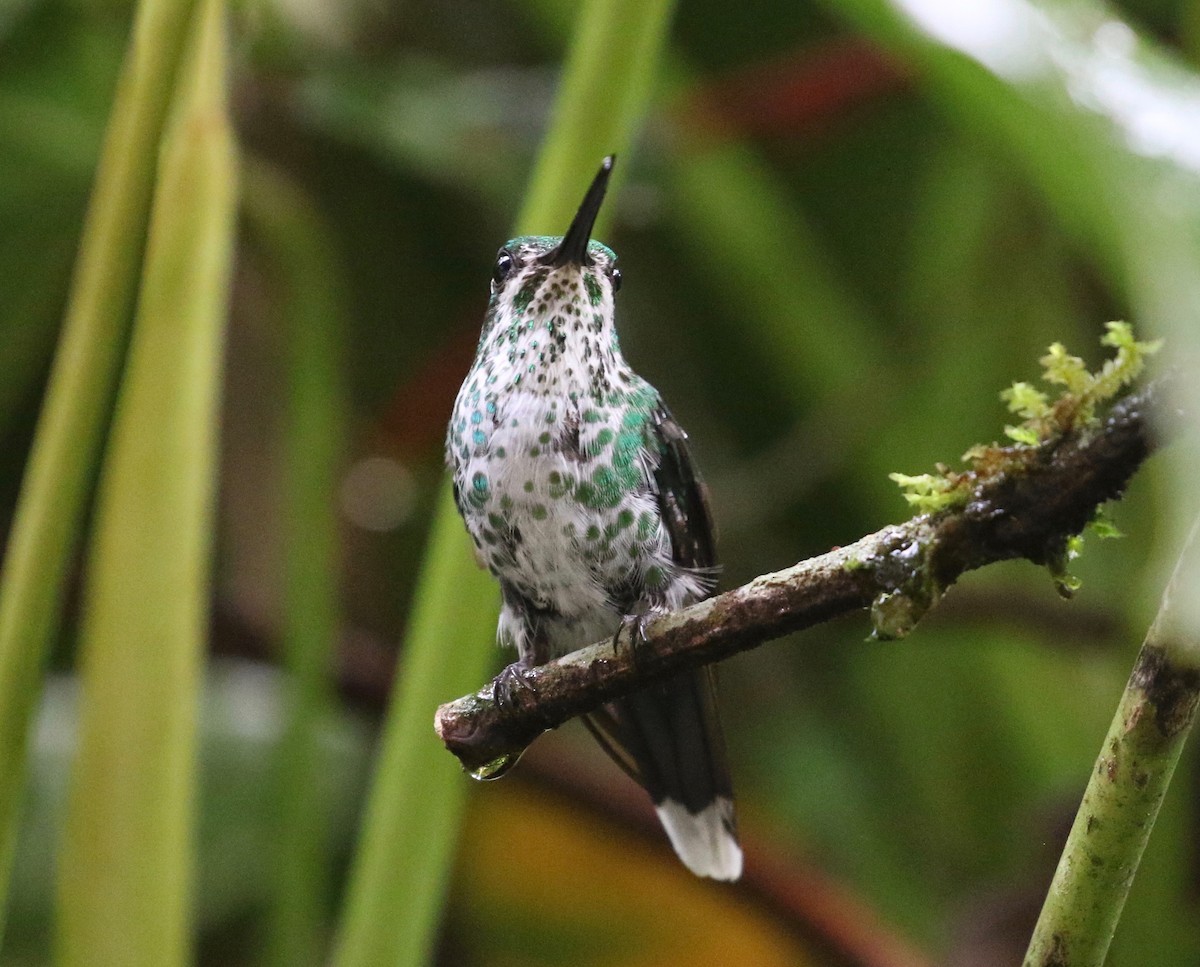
[482,264,621,400]
[516,263,586,306]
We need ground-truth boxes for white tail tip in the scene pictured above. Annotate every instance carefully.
[656,797,743,881]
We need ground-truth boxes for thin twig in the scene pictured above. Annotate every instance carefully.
[436,381,1172,774]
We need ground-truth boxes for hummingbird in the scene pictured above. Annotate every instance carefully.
[446,156,741,880]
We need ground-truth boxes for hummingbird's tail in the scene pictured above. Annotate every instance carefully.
[655,797,742,881]
[583,667,743,880]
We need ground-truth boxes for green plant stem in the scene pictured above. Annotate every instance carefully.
[1024,518,1200,967]
[518,0,676,235]
[55,0,236,963]
[0,0,198,932]
[329,488,497,967]
[330,1,676,965]
[242,160,347,967]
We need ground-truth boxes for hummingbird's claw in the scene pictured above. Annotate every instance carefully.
[493,660,539,717]
[611,609,659,671]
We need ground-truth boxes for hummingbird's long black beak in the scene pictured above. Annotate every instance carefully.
[543,155,615,268]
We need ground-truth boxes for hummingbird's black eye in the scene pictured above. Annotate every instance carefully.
[493,250,516,286]
[609,267,622,292]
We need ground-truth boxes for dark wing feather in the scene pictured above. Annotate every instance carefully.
[583,399,736,820]
[647,404,734,805]
[649,402,717,575]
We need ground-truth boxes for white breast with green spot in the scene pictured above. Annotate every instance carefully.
[447,260,706,658]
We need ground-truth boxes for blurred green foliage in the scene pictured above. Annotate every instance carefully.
[1,0,1199,964]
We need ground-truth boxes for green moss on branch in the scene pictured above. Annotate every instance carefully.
[891,322,1162,514]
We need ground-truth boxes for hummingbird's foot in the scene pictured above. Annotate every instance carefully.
[611,609,661,671]
[492,660,539,717]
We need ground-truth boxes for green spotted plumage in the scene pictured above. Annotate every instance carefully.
[447,157,741,880]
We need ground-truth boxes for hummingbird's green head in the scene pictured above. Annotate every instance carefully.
[486,156,622,318]
[470,157,632,399]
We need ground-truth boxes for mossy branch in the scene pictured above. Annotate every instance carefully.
[436,376,1174,775]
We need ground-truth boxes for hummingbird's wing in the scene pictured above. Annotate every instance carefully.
[581,401,741,880]
[642,401,735,821]
[648,403,717,576]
